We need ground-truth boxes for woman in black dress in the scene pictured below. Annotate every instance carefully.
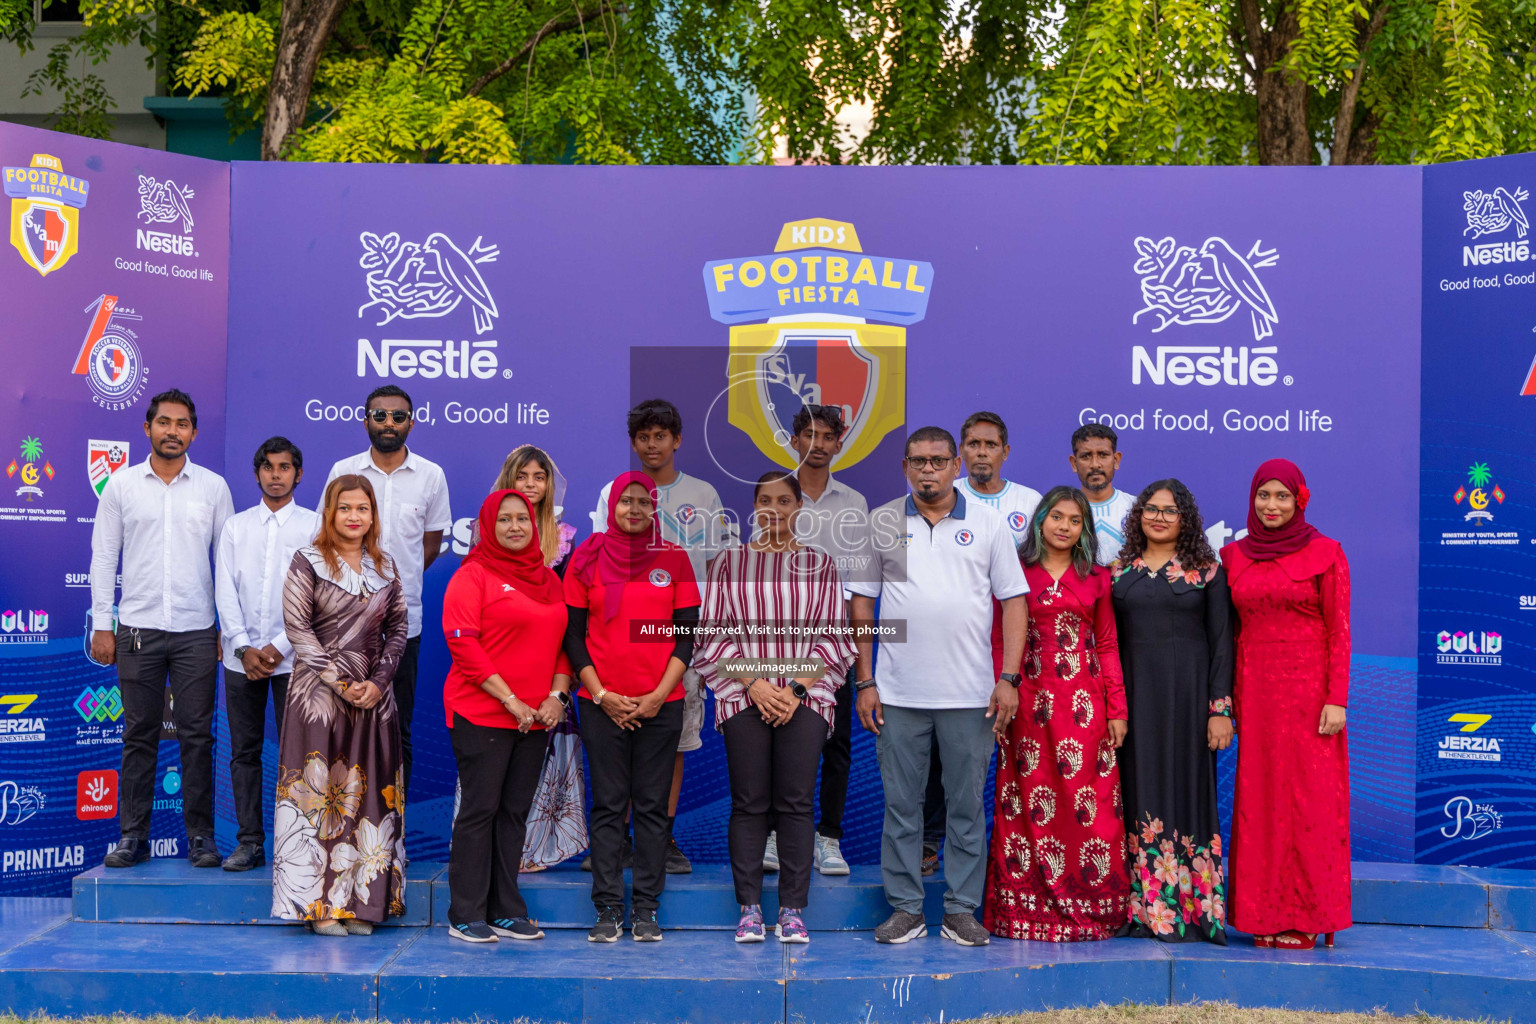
[1111,479,1233,944]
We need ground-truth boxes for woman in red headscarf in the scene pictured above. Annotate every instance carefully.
[1220,459,1350,950]
[563,471,701,943]
[441,490,573,945]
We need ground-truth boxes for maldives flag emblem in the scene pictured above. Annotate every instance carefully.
[87,439,129,497]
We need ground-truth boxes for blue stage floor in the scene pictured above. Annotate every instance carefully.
[2,862,1534,1023]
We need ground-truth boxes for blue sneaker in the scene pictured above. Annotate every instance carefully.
[490,917,544,940]
[450,921,497,943]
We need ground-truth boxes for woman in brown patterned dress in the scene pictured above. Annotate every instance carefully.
[271,474,408,936]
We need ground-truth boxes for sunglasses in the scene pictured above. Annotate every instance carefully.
[368,410,411,425]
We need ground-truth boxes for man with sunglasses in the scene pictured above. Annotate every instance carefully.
[320,385,451,800]
[848,426,1028,948]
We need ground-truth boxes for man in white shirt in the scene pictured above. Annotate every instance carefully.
[90,389,234,870]
[1069,423,1136,564]
[321,385,451,797]
[215,437,321,871]
[850,427,1028,948]
[588,398,737,874]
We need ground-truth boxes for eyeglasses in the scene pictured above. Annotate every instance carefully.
[1142,505,1181,521]
[368,410,411,424]
[905,456,954,471]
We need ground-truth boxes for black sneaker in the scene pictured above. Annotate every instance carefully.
[664,837,692,874]
[874,910,927,944]
[103,837,149,869]
[222,842,265,871]
[631,907,662,942]
[588,905,623,943]
[449,921,498,944]
[188,836,222,868]
[490,917,544,940]
[940,912,990,946]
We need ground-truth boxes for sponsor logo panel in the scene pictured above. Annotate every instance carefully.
[4,153,89,276]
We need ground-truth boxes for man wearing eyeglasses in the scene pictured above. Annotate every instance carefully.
[848,426,1028,948]
[320,384,451,800]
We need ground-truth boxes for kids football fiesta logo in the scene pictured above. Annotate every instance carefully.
[4,153,90,276]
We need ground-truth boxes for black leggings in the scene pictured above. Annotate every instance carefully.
[447,714,546,925]
[724,705,826,908]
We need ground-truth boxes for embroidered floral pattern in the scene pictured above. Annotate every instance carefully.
[1126,814,1226,941]
[1114,555,1219,589]
[1208,695,1234,719]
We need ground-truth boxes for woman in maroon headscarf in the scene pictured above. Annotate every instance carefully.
[1220,459,1350,950]
[441,490,573,944]
[563,471,701,943]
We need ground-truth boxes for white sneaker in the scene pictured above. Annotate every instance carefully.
[763,831,780,873]
[814,834,850,876]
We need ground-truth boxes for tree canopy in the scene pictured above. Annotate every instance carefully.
[4,0,1533,165]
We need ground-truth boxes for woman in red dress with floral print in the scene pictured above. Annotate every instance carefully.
[1221,459,1350,950]
[984,486,1129,942]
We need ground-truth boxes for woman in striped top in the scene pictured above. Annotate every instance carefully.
[696,471,856,944]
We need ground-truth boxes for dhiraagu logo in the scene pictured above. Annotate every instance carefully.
[707,219,923,476]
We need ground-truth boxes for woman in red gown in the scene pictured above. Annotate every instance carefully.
[984,486,1129,942]
[1221,459,1350,950]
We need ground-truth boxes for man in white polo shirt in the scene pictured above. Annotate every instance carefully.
[322,384,451,798]
[849,426,1028,947]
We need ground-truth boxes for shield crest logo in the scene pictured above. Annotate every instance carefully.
[727,322,905,471]
[11,198,77,276]
[87,440,130,498]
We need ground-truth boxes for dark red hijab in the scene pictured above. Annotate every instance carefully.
[567,471,664,621]
[462,490,562,604]
[1234,458,1320,561]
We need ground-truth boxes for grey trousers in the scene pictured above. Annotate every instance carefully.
[875,703,994,916]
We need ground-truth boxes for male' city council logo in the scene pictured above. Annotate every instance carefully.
[1463,188,1529,240]
[710,218,924,476]
[6,436,53,501]
[1132,236,1279,341]
[69,295,149,411]
[358,231,500,335]
[75,686,123,723]
[137,175,195,233]
[3,152,89,276]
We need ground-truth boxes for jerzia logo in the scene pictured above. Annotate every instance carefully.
[356,231,502,379]
[136,175,196,257]
[1439,713,1501,762]
[4,153,89,276]
[713,219,917,474]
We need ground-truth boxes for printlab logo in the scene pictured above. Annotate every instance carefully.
[1438,713,1502,762]
[135,175,197,257]
[4,152,89,276]
[355,231,502,379]
[6,436,53,500]
[713,218,918,476]
[1436,629,1502,666]
[0,780,44,825]
[76,770,117,820]
[1452,462,1505,524]
[0,609,48,645]
[87,440,130,498]
[0,694,43,745]
[69,294,149,411]
[1441,795,1502,841]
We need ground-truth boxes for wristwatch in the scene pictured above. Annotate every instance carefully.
[791,682,809,700]
[550,690,572,709]
[234,646,251,661]
[854,678,878,692]
[999,672,1023,688]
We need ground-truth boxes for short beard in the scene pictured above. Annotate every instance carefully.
[152,439,184,459]
[370,429,406,454]
[969,466,994,486]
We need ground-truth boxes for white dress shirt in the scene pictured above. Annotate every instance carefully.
[322,447,451,638]
[216,499,322,674]
[796,474,873,590]
[91,455,235,633]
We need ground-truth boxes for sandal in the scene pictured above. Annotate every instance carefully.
[1252,934,1276,948]
[1272,930,1327,950]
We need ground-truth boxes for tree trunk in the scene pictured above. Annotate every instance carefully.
[261,0,352,160]
[1329,3,1389,166]
[1238,0,1313,165]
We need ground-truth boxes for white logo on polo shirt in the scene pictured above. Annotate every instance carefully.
[649,569,672,587]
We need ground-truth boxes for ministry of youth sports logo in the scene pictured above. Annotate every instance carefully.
[1463,188,1529,240]
[1132,236,1279,341]
[358,231,500,335]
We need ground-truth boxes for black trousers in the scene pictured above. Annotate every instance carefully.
[115,625,218,841]
[725,705,825,908]
[814,668,855,840]
[447,714,547,925]
[923,734,946,848]
[224,669,288,846]
[579,696,682,912]
[394,636,421,796]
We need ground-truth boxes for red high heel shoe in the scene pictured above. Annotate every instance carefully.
[1272,930,1335,950]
